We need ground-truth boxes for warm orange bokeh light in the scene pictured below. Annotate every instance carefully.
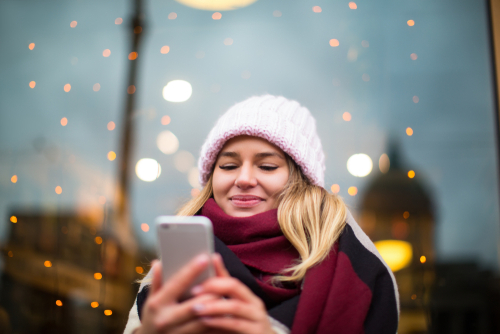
[408,170,415,179]
[411,294,417,300]
[161,115,171,125]
[168,12,177,20]
[331,184,340,193]
[410,53,418,60]
[94,273,102,280]
[413,96,419,103]
[64,84,71,92]
[95,236,103,245]
[141,223,150,232]
[70,21,77,28]
[91,302,99,308]
[107,121,115,131]
[61,117,68,126]
[103,49,111,57]
[348,187,358,196]
[115,17,123,25]
[312,6,322,13]
[128,52,138,60]
[44,260,52,268]
[406,127,413,136]
[29,43,35,50]
[127,85,136,94]
[10,216,17,223]
[403,211,410,219]
[191,188,201,197]
[8,251,13,257]
[93,83,100,92]
[349,2,357,9]
[107,151,116,161]
[104,310,113,316]
[329,39,339,47]
[11,175,18,183]
[420,256,426,263]
[212,12,222,20]
[55,186,62,194]
[29,81,36,88]
[160,46,170,54]
[134,26,142,34]
[407,20,415,26]
[136,267,144,274]
[56,300,63,306]
[342,112,352,121]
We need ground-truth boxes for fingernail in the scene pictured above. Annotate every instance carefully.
[197,254,209,265]
[192,303,205,312]
[191,285,203,295]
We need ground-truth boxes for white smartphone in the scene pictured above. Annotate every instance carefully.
[156,215,215,301]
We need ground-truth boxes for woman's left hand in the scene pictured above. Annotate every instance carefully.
[191,254,275,334]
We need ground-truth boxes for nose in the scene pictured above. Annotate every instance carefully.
[234,163,257,189]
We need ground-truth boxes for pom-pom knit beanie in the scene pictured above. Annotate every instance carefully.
[198,94,325,188]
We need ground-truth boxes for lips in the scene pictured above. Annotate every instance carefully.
[230,195,264,208]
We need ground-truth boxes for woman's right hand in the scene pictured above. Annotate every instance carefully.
[136,254,219,334]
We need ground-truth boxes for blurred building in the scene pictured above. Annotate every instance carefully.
[0,208,153,334]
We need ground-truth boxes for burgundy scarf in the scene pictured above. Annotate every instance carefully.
[201,198,301,304]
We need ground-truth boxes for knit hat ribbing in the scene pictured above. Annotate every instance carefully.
[198,95,325,188]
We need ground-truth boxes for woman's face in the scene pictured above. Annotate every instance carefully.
[212,135,289,217]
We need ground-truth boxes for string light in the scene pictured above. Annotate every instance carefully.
[10,216,17,223]
[70,21,77,28]
[223,38,233,46]
[61,117,68,126]
[349,2,357,9]
[408,170,415,178]
[94,273,102,280]
[312,6,322,13]
[103,49,111,57]
[168,12,177,19]
[348,187,358,196]
[29,81,36,88]
[95,236,103,245]
[161,115,171,125]
[55,186,62,194]
[420,256,426,263]
[407,20,415,26]
[361,40,369,48]
[134,26,142,34]
[331,184,340,193]
[56,300,63,306]
[141,223,150,232]
[127,85,136,94]
[107,151,116,161]
[29,43,35,50]
[44,260,52,268]
[329,39,339,47]
[212,12,222,20]
[107,121,115,131]
[136,267,144,274]
[413,96,419,103]
[343,112,351,121]
[8,251,13,257]
[91,302,99,308]
[93,83,100,92]
[403,211,410,219]
[11,175,18,183]
[128,52,138,60]
[411,294,417,300]
[104,310,112,316]
[160,46,170,54]
[273,10,282,17]
[115,18,123,25]
[64,84,71,92]
[406,127,413,136]
[410,53,418,60]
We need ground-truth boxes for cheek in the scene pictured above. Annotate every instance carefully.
[265,171,289,196]
[212,169,234,196]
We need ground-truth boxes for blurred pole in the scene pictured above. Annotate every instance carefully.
[115,0,146,251]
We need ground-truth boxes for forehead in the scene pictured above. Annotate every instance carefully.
[219,135,284,154]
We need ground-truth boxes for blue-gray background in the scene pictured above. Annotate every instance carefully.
[1,0,499,271]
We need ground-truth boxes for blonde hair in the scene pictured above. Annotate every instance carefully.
[177,154,347,283]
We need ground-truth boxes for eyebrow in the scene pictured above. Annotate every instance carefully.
[219,151,285,160]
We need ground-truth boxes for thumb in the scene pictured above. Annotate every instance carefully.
[150,260,163,294]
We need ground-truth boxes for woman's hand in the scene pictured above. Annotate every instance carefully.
[190,255,275,334]
[137,254,219,334]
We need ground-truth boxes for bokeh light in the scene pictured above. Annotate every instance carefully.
[55,186,62,194]
[212,12,222,19]
[61,117,68,126]
[361,40,369,48]
[95,236,103,244]
[44,261,52,268]
[161,115,171,125]
[347,154,373,177]
[127,85,136,94]
[191,188,201,197]
[141,223,150,232]
[10,216,17,223]
[7,251,13,257]
[224,38,233,45]
[168,12,177,19]
[94,273,102,280]
[420,256,427,263]
[107,151,116,161]
[29,81,36,88]
[407,19,415,26]
[403,211,410,219]
[157,131,179,154]
[103,49,111,57]
[56,300,63,306]
[136,267,144,274]
[331,184,340,193]
[107,121,115,131]
[349,2,357,9]
[406,127,413,136]
[93,83,100,92]
[362,74,370,82]
[135,158,162,181]
[91,301,99,308]
[162,80,192,102]
[374,240,413,272]
[348,186,358,196]
[410,53,418,60]
[174,0,258,11]
[379,153,390,173]
[115,17,123,24]
[104,310,112,316]
[343,112,351,121]
[312,6,322,13]
[64,84,71,92]
[28,43,35,50]
[329,39,339,47]
[188,167,201,189]
[408,170,415,178]
[128,52,138,60]
[70,21,77,28]
[11,175,17,183]
[160,45,170,54]
[413,96,419,103]
[174,151,195,173]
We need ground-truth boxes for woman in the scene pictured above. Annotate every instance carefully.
[124,95,399,334]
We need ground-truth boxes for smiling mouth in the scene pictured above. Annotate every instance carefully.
[230,196,263,208]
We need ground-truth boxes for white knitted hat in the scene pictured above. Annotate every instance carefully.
[198,94,325,188]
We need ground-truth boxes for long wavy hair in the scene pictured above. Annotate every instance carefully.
[177,154,347,283]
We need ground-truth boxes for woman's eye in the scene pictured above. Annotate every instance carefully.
[219,165,237,170]
[260,166,278,171]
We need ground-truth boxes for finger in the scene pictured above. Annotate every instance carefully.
[155,253,210,303]
[169,319,207,334]
[212,253,230,277]
[194,277,262,305]
[150,260,162,295]
[201,316,255,333]
[193,299,262,322]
